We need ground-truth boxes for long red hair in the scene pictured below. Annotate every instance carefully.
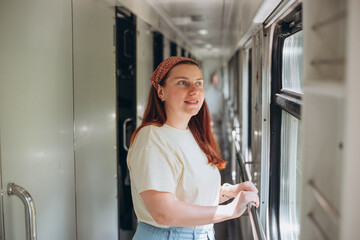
[130,62,226,169]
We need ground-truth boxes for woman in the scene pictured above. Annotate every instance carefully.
[127,56,259,240]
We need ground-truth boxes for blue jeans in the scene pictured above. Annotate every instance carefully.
[133,221,215,240]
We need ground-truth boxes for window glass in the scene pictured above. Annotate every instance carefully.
[279,110,302,240]
[282,30,303,93]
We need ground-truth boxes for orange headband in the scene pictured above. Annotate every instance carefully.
[150,56,199,88]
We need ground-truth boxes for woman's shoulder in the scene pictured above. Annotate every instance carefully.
[136,124,161,136]
[133,124,164,146]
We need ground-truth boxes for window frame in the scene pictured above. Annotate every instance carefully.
[269,5,303,240]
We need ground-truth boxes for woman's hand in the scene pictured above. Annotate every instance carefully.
[228,190,259,218]
[219,181,259,217]
[220,181,258,200]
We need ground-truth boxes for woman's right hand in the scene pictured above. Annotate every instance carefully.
[229,189,259,218]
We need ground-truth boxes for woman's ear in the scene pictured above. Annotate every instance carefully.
[157,85,165,101]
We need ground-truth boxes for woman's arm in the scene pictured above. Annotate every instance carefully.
[219,181,258,204]
[140,187,259,227]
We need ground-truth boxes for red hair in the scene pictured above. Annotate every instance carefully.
[130,62,226,169]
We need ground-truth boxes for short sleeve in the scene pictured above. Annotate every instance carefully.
[128,145,182,194]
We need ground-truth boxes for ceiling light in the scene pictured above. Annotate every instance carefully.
[198,29,208,35]
[172,17,192,26]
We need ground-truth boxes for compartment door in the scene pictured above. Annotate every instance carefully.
[0,0,76,239]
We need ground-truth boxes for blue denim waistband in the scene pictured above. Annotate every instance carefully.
[137,221,215,239]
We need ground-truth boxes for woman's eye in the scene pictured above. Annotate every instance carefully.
[196,82,203,86]
[178,81,186,85]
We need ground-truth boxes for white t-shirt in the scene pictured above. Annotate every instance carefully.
[127,124,221,229]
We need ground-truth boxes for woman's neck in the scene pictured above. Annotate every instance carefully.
[165,117,190,130]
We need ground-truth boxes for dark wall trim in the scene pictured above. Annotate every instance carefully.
[153,32,163,70]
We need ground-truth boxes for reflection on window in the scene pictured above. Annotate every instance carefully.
[282,30,303,93]
[279,110,302,240]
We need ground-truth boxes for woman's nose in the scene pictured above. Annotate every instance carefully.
[188,83,199,95]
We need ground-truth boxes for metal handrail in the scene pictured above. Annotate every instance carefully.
[7,183,37,240]
[235,147,266,240]
[248,202,265,240]
[227,110,265,240]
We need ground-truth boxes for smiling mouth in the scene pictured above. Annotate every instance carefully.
[185,100,198,103]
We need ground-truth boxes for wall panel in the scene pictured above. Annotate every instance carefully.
[73,0,118,239]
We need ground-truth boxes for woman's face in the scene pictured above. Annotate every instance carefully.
[157,64,205,123]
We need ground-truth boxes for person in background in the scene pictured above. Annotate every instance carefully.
[127,56,259,240]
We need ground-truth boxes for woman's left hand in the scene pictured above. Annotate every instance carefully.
[220,181,258,200]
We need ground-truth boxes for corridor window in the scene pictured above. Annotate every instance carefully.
[269,5,303,240]
[282,31,303,93]
[279,30,303,240]
[279,110,302,240]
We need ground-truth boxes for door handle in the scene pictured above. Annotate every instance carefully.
[123,29,132,58]
[7,183,37,240]
[123,118,133,151]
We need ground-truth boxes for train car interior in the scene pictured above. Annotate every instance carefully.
[0,0,359,239]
